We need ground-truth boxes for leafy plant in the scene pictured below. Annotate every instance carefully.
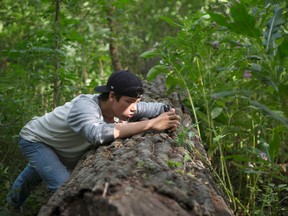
[141,0,288,214]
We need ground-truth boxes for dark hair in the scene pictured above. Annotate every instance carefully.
[97,92,110,101]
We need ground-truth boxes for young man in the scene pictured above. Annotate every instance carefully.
[7,70,180,208]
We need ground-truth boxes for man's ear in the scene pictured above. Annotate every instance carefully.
[109,91,116,101]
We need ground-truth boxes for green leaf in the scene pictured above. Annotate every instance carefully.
[210,90,250,99]
[263,6,285,53]
[113,0,134,8]
[278,38,288,58]
[146,65,170,81]
[229,2,260,39]
[196,110,208,125]
[208,12,228,27]
[269,126,282,160]
[225,154,251,162]
[250,100,288,128]
[183,154,191,163]
[244,170,267,175]
[250,63,262,72]
[279,83,288,116]
[213,135,226,142]
[166,75,184,91]
[167,160,182,168]
[277,184,288,189]
[140,50,160,59]
[159,16,181,27]
[211,107,223,119]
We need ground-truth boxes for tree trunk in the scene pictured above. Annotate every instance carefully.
[53,0,60,108]
[38,76,234,216]
[107,5,122,72]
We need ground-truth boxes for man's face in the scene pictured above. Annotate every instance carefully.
[112,95,141,121]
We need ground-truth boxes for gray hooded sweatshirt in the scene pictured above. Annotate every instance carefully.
[20,94,165,162]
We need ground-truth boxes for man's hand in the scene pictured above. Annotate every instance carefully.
[114,109,181,139]
[150,109,181,132]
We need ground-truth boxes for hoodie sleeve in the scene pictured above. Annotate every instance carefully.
[129,102,166,122]
[67,95,115,145]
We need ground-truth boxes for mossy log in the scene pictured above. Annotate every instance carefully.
[38,77,234,216]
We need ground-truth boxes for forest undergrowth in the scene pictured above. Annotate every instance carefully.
[1,0,288,215]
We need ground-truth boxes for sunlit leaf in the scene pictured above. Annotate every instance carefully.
[213,135,226,142]
[159,16,181,27]
[167,160,182,168]
[140,50,160,59]
[211,107,223,119]
[146,65,170,81]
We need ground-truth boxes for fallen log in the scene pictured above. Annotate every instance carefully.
[38,76,234,216]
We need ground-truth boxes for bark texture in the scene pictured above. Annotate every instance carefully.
[106,5,122,72]
[38,76,234,216]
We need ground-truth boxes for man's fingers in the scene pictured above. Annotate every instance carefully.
[167,112,180,118]
[168,120,180,128]
[168,115,181,122]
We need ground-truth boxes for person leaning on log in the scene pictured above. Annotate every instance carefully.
[6,70,181,209]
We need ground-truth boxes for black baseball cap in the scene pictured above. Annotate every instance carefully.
[94,70,144,98]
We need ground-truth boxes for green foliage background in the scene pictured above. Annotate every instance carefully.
[0,0,287,215]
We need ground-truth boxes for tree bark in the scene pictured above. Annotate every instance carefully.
[53,0,60,108]
[107,5,122,72]
[38,76,234,216]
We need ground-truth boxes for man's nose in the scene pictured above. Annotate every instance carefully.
[130,103,137,112]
